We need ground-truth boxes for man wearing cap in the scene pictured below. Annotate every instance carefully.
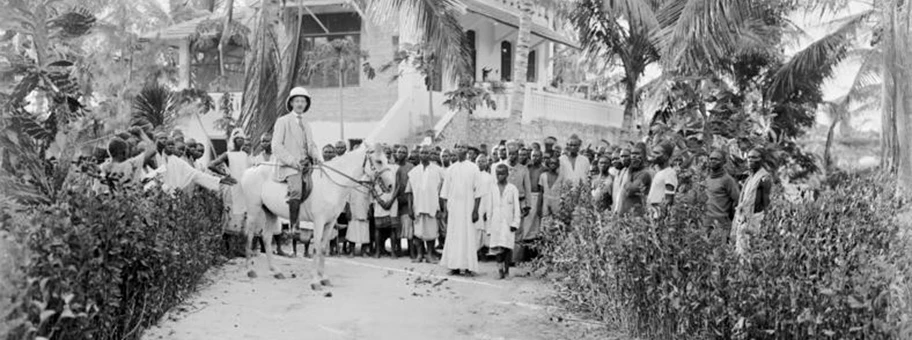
[272,87,323,230]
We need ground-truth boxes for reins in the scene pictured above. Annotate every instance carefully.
[256,157,389,193]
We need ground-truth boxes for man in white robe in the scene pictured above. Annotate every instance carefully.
[440,144,482,276]
[558,134,591,187]
[407,145,445,263]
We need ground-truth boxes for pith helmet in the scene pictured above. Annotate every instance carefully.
[286,87,312,112]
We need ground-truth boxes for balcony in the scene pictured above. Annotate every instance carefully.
[522,88,623,128]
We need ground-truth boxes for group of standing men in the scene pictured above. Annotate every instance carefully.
[586,140,775,256]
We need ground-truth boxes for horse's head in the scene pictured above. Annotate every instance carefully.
[362,143,396,193]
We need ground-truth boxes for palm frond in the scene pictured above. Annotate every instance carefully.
[845,47,882,97]
[240,0,282,143]
[132,83,176,128]
[765,9,873,100]
[603,0,660,30]
[655,0,754,74]
[366,0,470,81]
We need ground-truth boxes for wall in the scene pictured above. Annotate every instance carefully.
[434,110,622,150]
[306,17,399,123]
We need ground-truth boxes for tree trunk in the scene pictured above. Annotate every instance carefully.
[217,0,235,78]
[239,0,281,141]
[824,117,840,171]
[510,0,534,130]
[623,75,638,142]
[339,64,345,141]
[884,0,912,195]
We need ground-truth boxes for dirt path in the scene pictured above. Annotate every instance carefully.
[141,254,616,340]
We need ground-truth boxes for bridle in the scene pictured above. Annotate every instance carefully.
[316,150,392,194]
[257,149,392,194]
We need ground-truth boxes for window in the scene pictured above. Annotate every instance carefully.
[299,12,362,88]
[190,45,245,92]
[466,30,476,82]
[527,50,537,82]
[500,41,512,82]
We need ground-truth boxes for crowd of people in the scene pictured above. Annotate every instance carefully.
[249,132,774,279]
[78,116,775,280]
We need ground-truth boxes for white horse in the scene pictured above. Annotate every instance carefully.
[240,144,394,290]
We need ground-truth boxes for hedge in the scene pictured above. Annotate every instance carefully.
[1,185,225,340]
[534,173,912,340]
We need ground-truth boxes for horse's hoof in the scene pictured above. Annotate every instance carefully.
[310,283,323,291]
[247,270,257,278]
[320,278,332,286]
[274,273,286,280]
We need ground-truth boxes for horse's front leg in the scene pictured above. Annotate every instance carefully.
[318,220,335,287]
[244,213,258,278]
[310,218,325,291]
[262,228,285,279]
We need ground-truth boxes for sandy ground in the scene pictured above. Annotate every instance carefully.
[141,253,619,340]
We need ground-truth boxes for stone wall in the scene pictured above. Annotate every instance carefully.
[434,110,624,150]
[435,112,620,148]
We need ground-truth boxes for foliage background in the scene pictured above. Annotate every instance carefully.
[1,185,225,340]
[534,173,912,339]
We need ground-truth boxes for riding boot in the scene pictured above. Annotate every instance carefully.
[287,199,301,233]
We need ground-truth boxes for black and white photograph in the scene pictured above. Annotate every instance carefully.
[1,0,912,339]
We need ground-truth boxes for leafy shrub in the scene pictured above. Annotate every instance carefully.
[1,184,225,340]
[535,173,912,339]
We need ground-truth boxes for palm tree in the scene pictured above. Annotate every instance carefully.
[819,91,878,170]
[569,0,661,138]
[510,0,535,122]
[300,38,376,141]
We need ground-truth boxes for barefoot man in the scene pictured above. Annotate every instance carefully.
[440,144,483,276]
[272,87,323,231]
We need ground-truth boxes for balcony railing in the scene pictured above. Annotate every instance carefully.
[522,88,624,128]
[208,92,243,119]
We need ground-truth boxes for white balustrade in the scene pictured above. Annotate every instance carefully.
[208,92,243,119]
[522,88,624,128]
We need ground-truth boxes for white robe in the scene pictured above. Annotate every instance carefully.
[159,155,221,193]
[487,182,520,249]
[226,151,250,215]
[440,160,482,271]
[407,163,445,216]
[475,170,495,248]
[558,154,591,187]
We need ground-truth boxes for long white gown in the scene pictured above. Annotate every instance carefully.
[440,160,482,271]
[487,182,520,250]
[474,170,495,249]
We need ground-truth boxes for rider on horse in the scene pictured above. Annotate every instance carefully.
[272,87,323,230]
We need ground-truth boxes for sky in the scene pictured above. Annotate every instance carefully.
[789,1,878,131]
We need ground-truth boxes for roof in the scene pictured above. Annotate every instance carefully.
[140,8,256,43]
[463,0,579,49]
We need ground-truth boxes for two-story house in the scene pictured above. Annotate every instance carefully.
[142,0,624,157]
